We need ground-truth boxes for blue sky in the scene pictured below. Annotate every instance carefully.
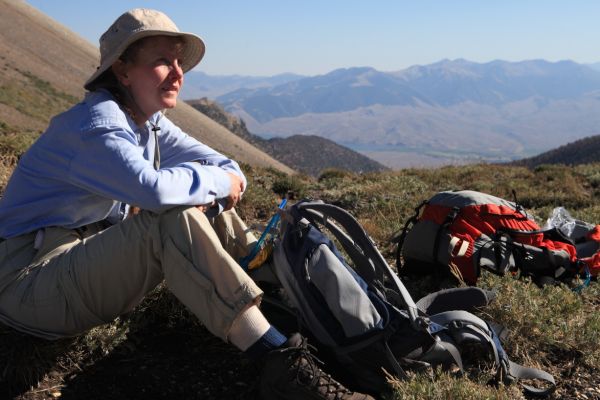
[26,1,600,77]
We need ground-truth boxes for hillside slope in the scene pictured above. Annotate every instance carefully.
[187,98,387,176]
[0,0,293,174]
[513,134,600,167]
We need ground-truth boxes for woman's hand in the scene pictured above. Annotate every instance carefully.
[225,172,244,211]
[196,203,214,213]
[196,173,243,213]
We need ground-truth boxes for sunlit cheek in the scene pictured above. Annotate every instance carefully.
[157,67,170,82]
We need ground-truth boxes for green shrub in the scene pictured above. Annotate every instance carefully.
[318,168,352,182]
[271,174,308,198]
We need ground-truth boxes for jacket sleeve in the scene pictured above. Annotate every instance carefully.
[156,115,247,191]
[67,122,233,212]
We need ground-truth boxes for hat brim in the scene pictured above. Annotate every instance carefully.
[84,30,205,90]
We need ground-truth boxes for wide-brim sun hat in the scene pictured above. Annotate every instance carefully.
[84,8,205,90]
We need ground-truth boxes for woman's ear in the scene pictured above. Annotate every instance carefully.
[111,60,130,86]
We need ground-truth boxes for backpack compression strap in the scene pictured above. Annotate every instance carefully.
[389,199,428,271]
[429,310,555,397]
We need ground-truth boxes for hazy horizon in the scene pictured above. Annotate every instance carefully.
[24,1,600,77]
[186,58,600,78]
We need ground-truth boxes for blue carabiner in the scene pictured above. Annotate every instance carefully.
[239,198,287,271]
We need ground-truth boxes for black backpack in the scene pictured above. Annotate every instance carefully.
[249,199,555,396]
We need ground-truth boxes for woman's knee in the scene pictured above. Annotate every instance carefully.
[159,206,207,229]
[157,206,218,247]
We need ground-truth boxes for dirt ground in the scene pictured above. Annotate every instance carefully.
[1,286,307,400]
[5,320,262,400]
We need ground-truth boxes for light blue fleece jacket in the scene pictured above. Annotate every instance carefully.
[0,89,245,238]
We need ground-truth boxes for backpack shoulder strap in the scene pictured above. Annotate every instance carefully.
[295,202,377,281]
[293,201,420,323]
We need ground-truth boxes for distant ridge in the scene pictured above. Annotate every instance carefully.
[218,60,600,124]
[217,67,428,123]
[512,135,600,167]
[180,71,305,99]
[205,59,600,168]
[187,98,387,176]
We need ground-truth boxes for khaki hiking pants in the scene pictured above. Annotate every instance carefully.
[0,207,262,341]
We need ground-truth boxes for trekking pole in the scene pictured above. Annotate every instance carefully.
[239,197,287,271]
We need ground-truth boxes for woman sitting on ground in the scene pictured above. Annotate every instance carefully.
[0,8,372,400]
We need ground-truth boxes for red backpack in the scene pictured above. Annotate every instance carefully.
[393,190,599,287]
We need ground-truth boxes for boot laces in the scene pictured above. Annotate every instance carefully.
[288,339,355,399]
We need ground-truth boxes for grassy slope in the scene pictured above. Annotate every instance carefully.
[3,149,600,399]
[247,164,600,400]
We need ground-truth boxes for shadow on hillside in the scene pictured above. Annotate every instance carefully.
[2,286,377,400]
[0,320,261,400]
[57,321,261,400]
[0,325,77,400]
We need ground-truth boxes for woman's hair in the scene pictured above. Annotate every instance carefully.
[86,36,185,107]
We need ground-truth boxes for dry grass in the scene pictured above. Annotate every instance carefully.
[386,368,523,400]
[481,274,600,368]
[0,154,16,190]
[286,163,600,399]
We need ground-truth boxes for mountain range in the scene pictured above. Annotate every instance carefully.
[183,60,600,168]
[180,71,304,100]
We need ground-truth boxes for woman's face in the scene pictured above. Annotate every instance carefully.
[116,36,185,119]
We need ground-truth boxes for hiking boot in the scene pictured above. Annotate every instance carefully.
[259,333,375,400]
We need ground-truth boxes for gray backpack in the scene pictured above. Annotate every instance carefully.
[250,200,555,396]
